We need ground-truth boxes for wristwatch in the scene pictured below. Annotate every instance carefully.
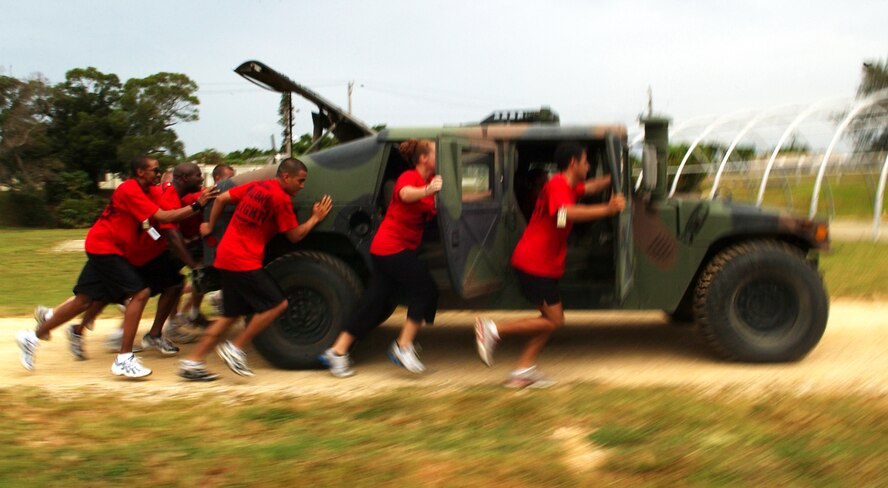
[190,201,202,212]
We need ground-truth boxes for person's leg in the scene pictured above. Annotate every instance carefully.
[118,287,150,354]
[231,300,287,349]
[513,301,564,369]
[71,301,106,336]
[35,294,93,338]
[185,316,239,362]
[386,251,437,373]
[147,285,183,337]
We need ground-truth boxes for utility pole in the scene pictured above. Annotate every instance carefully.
[347,80,354,114]
[285,92,294,157]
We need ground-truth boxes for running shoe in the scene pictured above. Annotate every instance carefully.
[111,355,152,378]
[33,305,51,328]
[475,317,499,367]
[67,324,86,361]
[104,328,143,353]
[16,330,39,371]
[163,320,199,344]
[178,360,220,381]
[216,341,254,377]
[504,366,556,389]
[319,348,355,378]
[142,333,180,355]
[387,341,426,374]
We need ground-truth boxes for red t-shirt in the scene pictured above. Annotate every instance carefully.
[179,192,203,240]
[370,169,437,255]
[511,174,585,278]
[126,185,188,266]
[214,180,299,271]
[85,179,160,256]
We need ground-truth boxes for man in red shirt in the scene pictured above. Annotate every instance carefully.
[17,156,208,378]
[475,142,625,388]
[69,162,212,358]
[178,158,332,381]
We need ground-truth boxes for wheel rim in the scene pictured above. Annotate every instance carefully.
[277,287,332,345]
[734,279,800,332]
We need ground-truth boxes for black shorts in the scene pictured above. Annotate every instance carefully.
[138,251,184,296]
[220,268,285,317]
[514,267,561,306]
[73,253,146,304]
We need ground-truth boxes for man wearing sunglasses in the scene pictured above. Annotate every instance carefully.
[17,156,210,378]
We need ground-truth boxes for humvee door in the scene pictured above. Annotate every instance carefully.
[606,132,634,302]
[436,137,508,298]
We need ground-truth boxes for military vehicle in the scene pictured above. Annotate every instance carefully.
[200,61,830,369]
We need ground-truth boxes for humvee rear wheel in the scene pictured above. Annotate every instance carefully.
[693,240,828,362]
[256,251,361,369]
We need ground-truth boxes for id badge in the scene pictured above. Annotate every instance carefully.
[147,227,161,240]
[556,207,567,228]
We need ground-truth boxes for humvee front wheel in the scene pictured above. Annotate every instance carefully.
[693,240,828,362]
[255,251,361,369]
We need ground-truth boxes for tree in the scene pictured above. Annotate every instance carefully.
[853,57,888,153]
[117,72,199,167]
[0,75,56,190]
[47,67,127,189]
[189,148,225,166]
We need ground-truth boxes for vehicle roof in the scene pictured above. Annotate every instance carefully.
[378,123,627,142]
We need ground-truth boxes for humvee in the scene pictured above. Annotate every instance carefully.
[200,61,830,369]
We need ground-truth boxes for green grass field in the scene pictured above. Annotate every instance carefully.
[2,385,886,486]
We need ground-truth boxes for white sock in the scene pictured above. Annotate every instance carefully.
[45,309,54,321]
[117,352,134,363]
[27,330,39,342]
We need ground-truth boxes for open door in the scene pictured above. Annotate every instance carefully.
[606,132,634,302]
[436,136,507,298]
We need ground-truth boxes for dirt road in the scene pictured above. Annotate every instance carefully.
[2,300,887,399]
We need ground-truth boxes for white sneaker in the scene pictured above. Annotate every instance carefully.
[216,340,254,377]
[67,325,86,361]
[111,355,152,378]
[319,348,355,378]
[16,330,39,371]
[387,341,426,374]
[504,366,556,389]
[475,317,499,367]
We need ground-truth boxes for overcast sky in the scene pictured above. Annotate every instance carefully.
[2,0,885,154]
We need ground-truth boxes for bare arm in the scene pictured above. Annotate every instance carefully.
[583,175,612,195]
[284,195,333,243]
[199,191,233,238]
[162,228,200,269]
[564,194,625,223]
[399,175,442,203]
[156,187,219,224]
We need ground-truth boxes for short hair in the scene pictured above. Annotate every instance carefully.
[173,162,200,178]
[554,142,585,171]
[277,158,307,177]
[212,163,234,181]
[130,156,155,176]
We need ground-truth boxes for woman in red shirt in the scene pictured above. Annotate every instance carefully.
[320,139,442,377]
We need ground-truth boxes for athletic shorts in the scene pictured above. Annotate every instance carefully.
[138,251,184,296]
[219,268,285,317]
[514,267,562,306]
[73,253,145,304]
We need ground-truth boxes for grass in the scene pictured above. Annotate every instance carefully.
[0,227,886,316]
[0,385,886,486]
[698,172,888,220]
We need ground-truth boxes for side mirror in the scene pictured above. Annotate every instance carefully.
[641,144,658,192]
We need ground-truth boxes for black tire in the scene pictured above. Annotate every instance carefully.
[256,251,361,369]
[693,240,828,362]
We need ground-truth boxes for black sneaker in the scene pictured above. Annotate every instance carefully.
[178,360,220,381]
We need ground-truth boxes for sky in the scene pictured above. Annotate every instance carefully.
[2,0,885,155]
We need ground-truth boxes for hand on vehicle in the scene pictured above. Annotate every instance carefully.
[608,193,626,214]
[312,195,333,221]
[426,175,443,195]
